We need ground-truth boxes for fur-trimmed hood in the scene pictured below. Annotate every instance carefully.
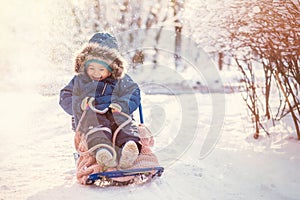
[74,43,127,79]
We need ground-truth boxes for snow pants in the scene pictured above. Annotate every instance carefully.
[77,108,141,156]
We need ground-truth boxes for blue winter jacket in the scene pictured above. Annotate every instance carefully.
[59,73,141,127]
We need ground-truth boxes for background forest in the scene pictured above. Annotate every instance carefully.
[4,0,297,138]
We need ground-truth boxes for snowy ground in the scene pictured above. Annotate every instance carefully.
[1,1,299,199]
[0,91,299,200]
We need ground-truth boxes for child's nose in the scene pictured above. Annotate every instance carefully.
[94,70,101,75]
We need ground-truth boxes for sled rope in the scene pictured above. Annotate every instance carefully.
[75,97,132,158]
[87,97,109,114]
[87,97,133,149]
[76,126,117,160]
[111,111,132,149]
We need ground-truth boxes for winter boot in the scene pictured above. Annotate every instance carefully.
[119,140,139,169]
[96,148,117,168]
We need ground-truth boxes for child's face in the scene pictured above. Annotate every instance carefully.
[86,62,112,81]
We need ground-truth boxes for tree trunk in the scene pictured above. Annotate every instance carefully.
[172,0,183,71]
[275,72,300,140]
[218,52,224,71]
[263,63,272,119]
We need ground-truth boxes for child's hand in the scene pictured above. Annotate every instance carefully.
[81,97,91,110]
[109,103,122,113]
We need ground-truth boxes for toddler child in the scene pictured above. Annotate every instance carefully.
[59,32,141,169]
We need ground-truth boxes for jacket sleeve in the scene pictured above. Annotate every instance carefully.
[59,77,75,115]
[111,75,141,114]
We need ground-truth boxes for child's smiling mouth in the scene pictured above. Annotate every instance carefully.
[91,76,102,81]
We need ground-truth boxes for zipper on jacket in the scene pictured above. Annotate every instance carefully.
[101,83,108,96]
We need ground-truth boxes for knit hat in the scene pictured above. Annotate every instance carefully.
[89,32,119,50]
